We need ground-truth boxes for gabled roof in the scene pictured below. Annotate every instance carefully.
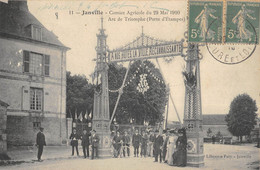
[202,114,227,125]
[0,2,69,50]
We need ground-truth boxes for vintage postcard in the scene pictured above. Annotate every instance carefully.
[0,0,259,170]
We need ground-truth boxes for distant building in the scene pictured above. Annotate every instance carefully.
[167,121,182,129]
[202,114,233,138]
[203,114,260,142]
[0,0,69,146]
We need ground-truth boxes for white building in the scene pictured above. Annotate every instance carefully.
[0,0,70,145]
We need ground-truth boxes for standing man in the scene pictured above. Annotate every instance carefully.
[148,130,156,157]
[132,129,141,157]
[81,129,90,158]
[122,131,131,157]
[36,127,46,162]
[162,130,169,163]
[212,135,216,144]
[113,131,122,158]
[69,128,79,156]
[90,130,100,159]
[141,131,149,157]
[154,130,163,163]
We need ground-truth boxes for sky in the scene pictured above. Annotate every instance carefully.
[3,0,259,122]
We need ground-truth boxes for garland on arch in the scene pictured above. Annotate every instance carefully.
[108,62,165,93]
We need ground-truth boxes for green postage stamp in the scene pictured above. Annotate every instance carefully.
[225,1,259,44]
[188,1,223,43]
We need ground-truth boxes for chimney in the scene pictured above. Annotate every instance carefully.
[8,0,28,12]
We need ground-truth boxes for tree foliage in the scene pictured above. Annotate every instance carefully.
[225,94,258,141]
[108,60,167,125]
[66,60,168,125]
[66,71,95,118]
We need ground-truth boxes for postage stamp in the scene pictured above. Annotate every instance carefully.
[188,0,223,43]
[225,1,260,44]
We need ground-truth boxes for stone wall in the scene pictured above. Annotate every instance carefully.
[6,115,67,146]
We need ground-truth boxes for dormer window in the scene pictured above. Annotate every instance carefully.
[31,25,42,41]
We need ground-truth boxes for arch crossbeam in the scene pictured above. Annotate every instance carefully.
[108,33,184,63]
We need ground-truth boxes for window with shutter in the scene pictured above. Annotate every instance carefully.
[23,51,30,73]
[30,53,42,76]
[44,55,50,76]
[23,51,50,76]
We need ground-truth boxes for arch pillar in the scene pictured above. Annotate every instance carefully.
[183,43,204,167]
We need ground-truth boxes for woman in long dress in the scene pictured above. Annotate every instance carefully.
[172,128,187,167]
[165,129,178,165]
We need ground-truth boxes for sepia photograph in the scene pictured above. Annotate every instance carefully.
[0,0,259,169]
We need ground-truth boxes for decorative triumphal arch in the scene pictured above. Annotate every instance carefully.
[92,18,204,167]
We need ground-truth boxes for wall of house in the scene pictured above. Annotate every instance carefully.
[6,116,67,146]
[0,37,67,146]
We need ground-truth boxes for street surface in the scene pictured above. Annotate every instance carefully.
[0,143,259,170]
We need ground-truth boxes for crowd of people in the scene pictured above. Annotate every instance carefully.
[111,128,187,167]
[69,129,100,159]
[36,126,187,167]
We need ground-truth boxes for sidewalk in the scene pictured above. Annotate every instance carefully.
[1,145,80,166]
[1,143,259,169]
[7,145,73,161]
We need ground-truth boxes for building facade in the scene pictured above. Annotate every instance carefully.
[203,114,260,143]
[0,0,69,146]
[202,114,233,138]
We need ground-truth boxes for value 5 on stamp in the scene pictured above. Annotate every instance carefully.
[188,1,223,43]
[225,1,259,44]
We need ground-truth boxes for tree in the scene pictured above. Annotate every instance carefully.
[216,131,222,138]
[108,60,167,125]
[225,94,258,142]
[66,60,168,125]
[66,71,95,119]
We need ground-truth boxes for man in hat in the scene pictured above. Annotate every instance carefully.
[90,130,100,159]
[153,129,163,162]
[141,131,149,157]
[148,130,155,157]
[36,127,46,161]
[113,131,122,158]
[69,128,80,156]
[122,131,131,157]
[81,129,91,158]
[132,129,141,157]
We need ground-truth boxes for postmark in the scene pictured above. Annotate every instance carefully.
[188,0,223,43]
[206,43,256,64]
[225,1,259,44]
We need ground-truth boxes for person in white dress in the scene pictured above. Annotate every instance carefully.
[165,129,178,165]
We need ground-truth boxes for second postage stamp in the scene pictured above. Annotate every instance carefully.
[188,0,259,44]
